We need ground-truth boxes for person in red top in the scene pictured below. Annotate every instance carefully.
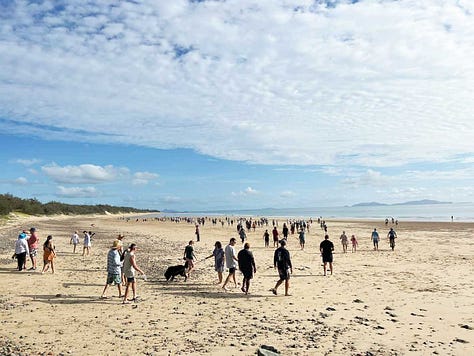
[27,227,39,270]
[272,227,279,247]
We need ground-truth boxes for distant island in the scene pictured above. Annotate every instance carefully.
[352,199,452,207]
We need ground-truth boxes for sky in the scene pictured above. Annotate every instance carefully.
[1,0,473,211]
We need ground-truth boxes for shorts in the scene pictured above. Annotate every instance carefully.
[215,265,225,273]
[373,239,379,245]
[106,273,122,285]
[322,254,333,263]
[29,248,38,257]
[228,267,236,274]
[186,258,194,269]
[126,277,135,283]
[241,269,253,279]
[278,268,290,281]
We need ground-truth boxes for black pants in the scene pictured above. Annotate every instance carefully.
[16,252,27,271]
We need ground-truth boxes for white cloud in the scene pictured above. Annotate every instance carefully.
[0,1,473,167]
[232,186,259,197]
[14,177,28,185]
[42,163,129,184]
[56,186,99,198]
[14,159,41,166]
[342,169,390,187]
[132,171,159,185]
[280,190,296,198]
[161,196,181,204]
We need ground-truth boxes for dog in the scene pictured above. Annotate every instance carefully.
[164,261,189,282]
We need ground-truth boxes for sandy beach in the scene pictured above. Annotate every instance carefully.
[1,214,473,355]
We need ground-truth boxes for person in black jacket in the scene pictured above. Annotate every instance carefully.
[271,240,293,296]
[237,243,256,295]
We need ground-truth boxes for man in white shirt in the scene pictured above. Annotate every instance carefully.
[222,238,238,291]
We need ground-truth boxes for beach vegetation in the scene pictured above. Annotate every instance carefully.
[0,193,153,216]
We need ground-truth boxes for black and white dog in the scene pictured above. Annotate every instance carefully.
[164,261,189,282]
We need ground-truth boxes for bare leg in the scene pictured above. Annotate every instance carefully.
[284,279,290,296]
[323,262,327,276]
[101,284,109,298]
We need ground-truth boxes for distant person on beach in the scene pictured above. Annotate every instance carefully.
[320,234,334,276]
[451,216,454,222]
[340,231,348,253]
[70,231,80,253]
[282,223,289,240]
[263,229,270,247]
[27,227,39,270]
[183,240,196,277]
[222,238,238,291]
[122,243,145,304]
[351,235,358,252]
[387,228,397,251]
[239,227,247,244]
[13,232,29,271]
[237,243,256,295]
[205,241,225,284]
[271,240,293,296]
[371,228,380,251]
[272,227,279,247]
[195,224,200,242]
[101,240,123,299]
[82,231,93,256]
[298,229,305,250]
[41,235,56,274]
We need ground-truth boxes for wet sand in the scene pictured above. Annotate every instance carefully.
[1,215,473,355]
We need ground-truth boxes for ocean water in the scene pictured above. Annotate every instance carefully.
[155,202,474,222]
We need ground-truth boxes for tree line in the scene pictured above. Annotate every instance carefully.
[0,193,153,216]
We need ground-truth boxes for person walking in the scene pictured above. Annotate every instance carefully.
[122,243,145,304]
[339,231,348,253]
[272,227,279,247]
[205,241,225,284]
[70,231,80,253]
[238,227,247,244]
[27,227,39,270]
[195,224,200,242]
[320,234,334,276]
[14,232,29,271]
[298,229,306,250]
[82,231,92,256]
[387,228,397,251]
[237,243,256,295]
[371,228,380,251]
[351,234,358,253]
[183,240,196,277]
[263,229,270,247]
[271,240,293,296]
[41,235,56,274]
[222,238,238,291]
[101,240,123,299]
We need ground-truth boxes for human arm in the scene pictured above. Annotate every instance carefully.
[130,255,144,275]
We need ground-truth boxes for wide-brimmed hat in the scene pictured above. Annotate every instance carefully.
[111,240,122,249]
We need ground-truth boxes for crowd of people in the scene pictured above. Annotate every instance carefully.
[11,216,398,302]
[177,217,399,296]
[12,227,56,273]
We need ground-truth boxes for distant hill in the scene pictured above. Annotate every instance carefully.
[395,199,452,206]
[352,202,388,207]
[352,199,451,207]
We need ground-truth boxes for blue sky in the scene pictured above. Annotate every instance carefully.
[1,0,473,211]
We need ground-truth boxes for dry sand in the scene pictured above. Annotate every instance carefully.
[1,214,473,355]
